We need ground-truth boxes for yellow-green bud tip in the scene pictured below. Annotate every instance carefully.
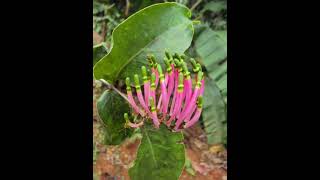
[125,77,131,87]
[157,64,163,75]
[174,58,181,67]
[141,66,147,77]
[190,58,197,68]
[124,113,129,121]
[151,73,156,83]
[178,72,184,85]
[134,74,140,86]
[197,96,203,108]
[165,51,172,60]
[182,62,190,75]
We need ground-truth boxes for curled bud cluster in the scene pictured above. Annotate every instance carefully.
[124,52,204,131]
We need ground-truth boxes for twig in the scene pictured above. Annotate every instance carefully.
[125,0,130,17]
[190,0,203,11]
[98,79,129,102]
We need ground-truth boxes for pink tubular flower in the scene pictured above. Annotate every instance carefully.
[170,58,183,115]
[157,64,168,117]
[141,66,150,107]
[149,96,160,128]
[184,96,203,128]
[125,77,145,116]
[178,71,203,122]
[134,74,150,115]
[164,52,175,97]
[123,52,205,130]
[150,73,157,108]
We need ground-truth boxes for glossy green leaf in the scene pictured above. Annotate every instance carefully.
[94,2,194,83]
[202,77,227,145]
[129,123,185,180]
[97,90,133,145]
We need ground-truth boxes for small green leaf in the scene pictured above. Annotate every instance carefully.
[97,90,133,145]
[94,2,194,83]
[129,123,185,180]
[93,43,108,66]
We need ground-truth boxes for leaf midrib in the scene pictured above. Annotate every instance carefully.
[144,127,158,166]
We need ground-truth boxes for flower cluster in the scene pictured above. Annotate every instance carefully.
[124,52,204,131]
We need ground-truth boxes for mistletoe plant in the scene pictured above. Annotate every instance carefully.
[93,2,226,180]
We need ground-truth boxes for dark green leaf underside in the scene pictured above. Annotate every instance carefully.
[97,90,133,145]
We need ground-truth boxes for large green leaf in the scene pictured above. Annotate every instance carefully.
[202,77,227,145]
[129,123,185,180]
[93,43,108,66]
[93,2,194,83]
[97,90,133,145]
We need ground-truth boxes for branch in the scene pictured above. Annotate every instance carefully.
[98,79,129,102]
[125,0,130,17]
[190,0,202,11]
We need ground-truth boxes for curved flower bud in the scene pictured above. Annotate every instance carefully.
[169,73,184,127]
[126,77,144,116]
[157,64,168,116]
[182,61,192,104]
[134,74,149,113]
[184,96,203,128]
[150,73,157,108]
[149,97,160,128]
[141,66,150,107]
[165,50,173,61]
[190,58,200,73]
[179,71,203,121]
[149,55,159,88]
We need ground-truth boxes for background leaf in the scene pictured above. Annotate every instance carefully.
[97,90,133,145]
[195,27,226,70]
[93,2,194,83]
[194,25,227,145]
[129,123,185,180]
[201,0,227,14]
[201,77,227,145]
[93,43,108,66]
[195,25,227,104]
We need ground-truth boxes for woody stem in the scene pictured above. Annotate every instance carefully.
[98,79,129,102]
